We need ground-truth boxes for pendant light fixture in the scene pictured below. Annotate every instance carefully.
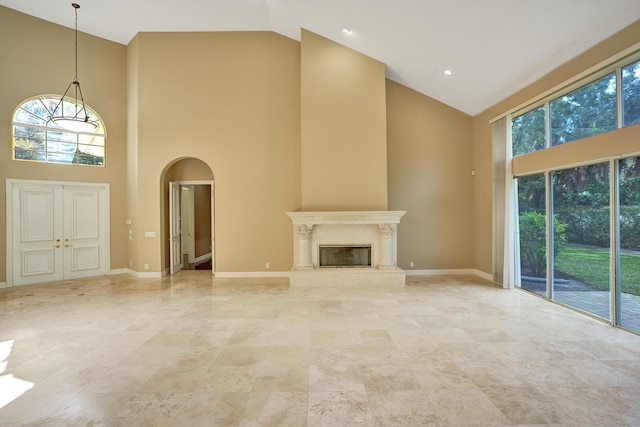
[48,3,98,132]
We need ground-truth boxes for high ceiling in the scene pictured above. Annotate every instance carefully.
[2,0,640,115]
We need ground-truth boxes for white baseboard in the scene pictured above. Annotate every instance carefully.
[405,268,493,281]
[118,268,162,278]
[0,282,6,289]
[214,271,291,278]
[107,267,494,284]
[473,269,494,281]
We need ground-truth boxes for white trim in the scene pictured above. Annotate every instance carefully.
[405,269,493,280]
[490,43,640,123]
[215,271,291,278]
[217,269,493,281]
[125,269,163,278]
[0,282,7,289]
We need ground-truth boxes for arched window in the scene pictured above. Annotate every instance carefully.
[12,95,106,166]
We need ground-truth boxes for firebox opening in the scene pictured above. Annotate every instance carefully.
[319,245,372,268]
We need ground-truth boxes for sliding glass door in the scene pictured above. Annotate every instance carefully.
[618,157,640,333]
[552,163,610,320]
[515,158,640,333]
[516,174,547,296]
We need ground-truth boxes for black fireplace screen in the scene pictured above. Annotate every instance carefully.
[319,245,372,268]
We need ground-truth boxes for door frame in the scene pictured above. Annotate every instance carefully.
[168,180,215,274]
[6,178,111,287]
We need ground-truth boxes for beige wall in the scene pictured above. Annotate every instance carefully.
[300,30,388,211]
[472,19,640,276]
[129,32,301,273]
[7,6,633,282]
[0,6,128,283]
[126,35,141,272]
[386,80,475,270]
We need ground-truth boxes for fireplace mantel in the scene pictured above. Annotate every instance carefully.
[286,211,406,287]
[287,211,406,226]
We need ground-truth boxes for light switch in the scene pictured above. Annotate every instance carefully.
[144,231,156,238]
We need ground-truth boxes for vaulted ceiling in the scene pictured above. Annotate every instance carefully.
[2,0,640,115]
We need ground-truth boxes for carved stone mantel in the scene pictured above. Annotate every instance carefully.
[286,211,406,287]
[287,211,406,226]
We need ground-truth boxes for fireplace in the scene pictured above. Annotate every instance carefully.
[286,211,406,287]
[319,245,372,268]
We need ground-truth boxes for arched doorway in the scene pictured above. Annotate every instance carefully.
[161,158,214,274]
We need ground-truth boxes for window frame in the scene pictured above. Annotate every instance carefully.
[511,51,640,157]
[12,94,106,167]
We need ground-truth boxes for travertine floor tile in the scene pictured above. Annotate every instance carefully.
[1,272,639,426]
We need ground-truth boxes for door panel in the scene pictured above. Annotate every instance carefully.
[69,245,101,271]
[169,181,183,274]
[64,186,106,280]
[21,249,56,276]
[13,185,64,285]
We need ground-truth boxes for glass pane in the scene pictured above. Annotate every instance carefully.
[14,146,45,161]
[47,152,74,164]
[20,98,54,121]
[48,141,78,154]
[14,108,47,126]
[14,125,45,139]
[72,152,104,166]
[619,156,640,333]
[47,130,77,143]
[512,106,545,156]
[553,163,610,320]
[622,59,640,127]
[79,135,105,147]
[516,174,547,295]
[78,144,104,158]
[13,137,44,151]
[550,73,617,146]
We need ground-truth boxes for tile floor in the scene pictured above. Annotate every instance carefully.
[1,272,640,426]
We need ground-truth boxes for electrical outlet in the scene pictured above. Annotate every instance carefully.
[144,263,149,270]
[409,261,414,268]
[265,263,270,269]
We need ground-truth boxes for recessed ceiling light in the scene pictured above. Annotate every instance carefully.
[443,69,453,77]
[341,26,352,34]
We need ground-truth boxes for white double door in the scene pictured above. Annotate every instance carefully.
[9,180,109,286]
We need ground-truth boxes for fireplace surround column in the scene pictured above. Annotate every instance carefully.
[295,224,314,269]
[377,223,395,269]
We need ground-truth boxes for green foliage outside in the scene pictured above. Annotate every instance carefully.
[14,138,45,161]
[512,59,640,157]
[555,206,640,250]
[72,149,104,166]
[518,212,567,277]
[513,61,640,297]
[555,245,640,296]
[550,73,617,146]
